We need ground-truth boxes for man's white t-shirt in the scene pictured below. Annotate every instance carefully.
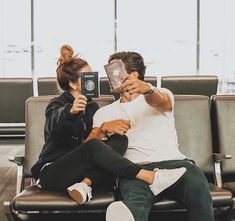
[93,88,186,164]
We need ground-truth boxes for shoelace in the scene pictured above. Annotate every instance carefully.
[80,114,87,143]
[87,186,92,202]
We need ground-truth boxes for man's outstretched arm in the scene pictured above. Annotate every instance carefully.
[143,86,172,112]
[121,74,172,112]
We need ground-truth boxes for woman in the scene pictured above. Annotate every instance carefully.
[31,45,186,206]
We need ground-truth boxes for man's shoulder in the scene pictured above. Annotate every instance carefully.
[158,87,174,96]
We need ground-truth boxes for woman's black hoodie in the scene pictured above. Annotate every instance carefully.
[31,91,99,180]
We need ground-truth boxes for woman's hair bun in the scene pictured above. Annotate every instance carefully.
[57,45,76,65]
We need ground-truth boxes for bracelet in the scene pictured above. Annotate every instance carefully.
[143,83,155,96]
[144,89,154,96]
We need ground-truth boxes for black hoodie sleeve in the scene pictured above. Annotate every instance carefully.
[45,98,83,135]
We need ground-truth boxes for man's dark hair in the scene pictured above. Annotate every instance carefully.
[108,51,146,81]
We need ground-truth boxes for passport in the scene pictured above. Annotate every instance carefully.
[104,59,127,92]
[80,72,99,98]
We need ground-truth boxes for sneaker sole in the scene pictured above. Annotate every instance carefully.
[67,189,84,205]
[106,201,135,221]
[151,167,187,196]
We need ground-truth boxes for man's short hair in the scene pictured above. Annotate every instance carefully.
[108,51,146,81]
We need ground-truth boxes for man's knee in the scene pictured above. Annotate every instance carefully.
[186,180,212,206]
[179,164,212,206]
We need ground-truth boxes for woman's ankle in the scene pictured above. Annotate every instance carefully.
[136,169,155,185]
[82,177,92,186]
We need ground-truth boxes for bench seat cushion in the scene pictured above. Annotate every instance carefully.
[223,182,235,196]
[13,185,115,212]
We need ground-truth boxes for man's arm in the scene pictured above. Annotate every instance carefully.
[121,75,172,112]
[143,86,172,112]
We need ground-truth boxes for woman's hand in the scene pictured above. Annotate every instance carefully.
[70,94,87,114]
[101,119,131,135]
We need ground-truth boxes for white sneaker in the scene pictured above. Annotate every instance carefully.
[106,201,135,221]
[67,182,92,204]
[149,167,186,196]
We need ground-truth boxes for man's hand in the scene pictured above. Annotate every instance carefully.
[70,94,87,114]
[101,119,131,135]
[121,75,150,95]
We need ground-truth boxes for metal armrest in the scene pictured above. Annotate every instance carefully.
[213,153,232,188]
[213,153,232,163]
[9,156,25,194]
[8,156,24,165]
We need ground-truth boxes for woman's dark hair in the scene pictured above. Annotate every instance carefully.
[56,45,88,90]
[108,51,146,81]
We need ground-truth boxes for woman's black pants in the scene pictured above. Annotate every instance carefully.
[39,135,141,191]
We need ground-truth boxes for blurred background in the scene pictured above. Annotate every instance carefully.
[1,0,235,93]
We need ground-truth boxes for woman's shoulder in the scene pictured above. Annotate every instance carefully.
[48,91,72,105]
[45,92,70,114]
[47,94,64,107]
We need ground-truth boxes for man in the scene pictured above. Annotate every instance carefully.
[93,52,214,221]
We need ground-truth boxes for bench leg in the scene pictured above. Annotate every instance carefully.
[4,201,15,221]
[225,198,235,221]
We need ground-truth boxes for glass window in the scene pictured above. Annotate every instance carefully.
[200,0,225,77]
[201,0,235,93]
[34,0,114,78]
[117,0,197,78]
[0,0,31,77]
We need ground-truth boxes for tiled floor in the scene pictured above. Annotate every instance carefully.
[0,142,24,221]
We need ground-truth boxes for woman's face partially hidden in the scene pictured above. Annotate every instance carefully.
[69,65,92,94]
[80,65,92,73]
